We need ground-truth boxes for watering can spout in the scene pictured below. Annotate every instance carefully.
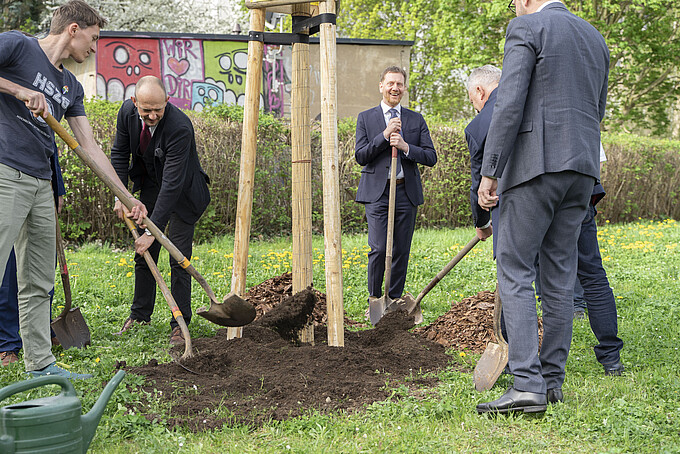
[81,370,126,452]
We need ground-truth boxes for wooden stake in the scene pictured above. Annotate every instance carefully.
[291,2,314,344]
[228,8,266,340]
[319,0,344,346]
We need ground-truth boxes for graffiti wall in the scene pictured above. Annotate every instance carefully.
[96,37,288,116]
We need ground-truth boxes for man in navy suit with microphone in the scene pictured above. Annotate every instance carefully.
[354,66,437,315]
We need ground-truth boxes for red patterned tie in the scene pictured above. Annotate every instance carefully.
[139,122,151,154]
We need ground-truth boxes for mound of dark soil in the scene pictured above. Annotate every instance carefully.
[244,272,367,328]
[126,309,452,431]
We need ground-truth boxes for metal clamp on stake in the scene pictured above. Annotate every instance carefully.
[248,31,265,42]
[253,32,310,45]
[292,13,336,35]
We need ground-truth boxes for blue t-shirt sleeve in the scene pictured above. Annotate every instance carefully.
[64,70,86,118]
[0,31,22,67]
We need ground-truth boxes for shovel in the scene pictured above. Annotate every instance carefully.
[45,114,256,328]
[123,216,193,359]
[392,235,480,324]
[368,146,398,326]
[51,206,91,349]
[473,287,509,391]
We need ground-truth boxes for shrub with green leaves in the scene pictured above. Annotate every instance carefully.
[54,100,680,244]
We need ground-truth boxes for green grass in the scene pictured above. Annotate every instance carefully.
[1,220,679,453]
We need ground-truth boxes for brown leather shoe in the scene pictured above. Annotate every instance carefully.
[169,326,185,346]
[1,351,19,366]
[115,317,149,335]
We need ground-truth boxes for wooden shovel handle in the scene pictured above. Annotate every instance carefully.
[124,216,193,357]
[54,206,72,317]
[383,147,398,297]
[123,217,181,316]
[45,114,218,305]
[415,235,480,304]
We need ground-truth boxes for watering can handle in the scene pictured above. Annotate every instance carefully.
[0,375,76,402]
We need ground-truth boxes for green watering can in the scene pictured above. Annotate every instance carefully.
[0,370,125,453]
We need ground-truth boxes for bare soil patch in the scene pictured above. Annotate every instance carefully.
[122,275,533,430]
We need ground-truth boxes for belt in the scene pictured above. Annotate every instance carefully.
[392,178,404,185]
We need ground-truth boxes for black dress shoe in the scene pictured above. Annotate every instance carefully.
[547,388,563,403]
[603,361,624,376]
[476,387,547,414]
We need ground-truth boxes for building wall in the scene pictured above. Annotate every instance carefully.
[64,32,412,120]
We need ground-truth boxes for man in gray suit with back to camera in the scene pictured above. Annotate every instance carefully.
[476,0,609,414]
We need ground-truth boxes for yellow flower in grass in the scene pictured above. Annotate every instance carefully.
[459,352,466,357]
[126,271,133,277]
[95,357,100,363]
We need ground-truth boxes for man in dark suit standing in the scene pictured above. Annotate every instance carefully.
[111,76,210,345]
[476,0,609,414]
[355,66,437,313]
[465,65,501,243]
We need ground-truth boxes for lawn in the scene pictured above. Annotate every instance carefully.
[1,220,679,453]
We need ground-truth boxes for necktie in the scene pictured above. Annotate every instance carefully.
[139,122,151,155]
[387,108,402,176]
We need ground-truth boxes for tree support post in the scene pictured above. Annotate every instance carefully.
[228,8,265,340]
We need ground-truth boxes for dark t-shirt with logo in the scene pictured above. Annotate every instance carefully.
[0,31,85,179]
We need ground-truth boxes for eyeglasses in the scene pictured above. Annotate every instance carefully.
[508,0,516,13]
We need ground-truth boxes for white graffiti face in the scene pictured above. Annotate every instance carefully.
[216,49,248,85]
[107,41,154,78]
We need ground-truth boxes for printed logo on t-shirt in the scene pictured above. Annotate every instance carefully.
[62,85,69,94]
[32,71,71,110]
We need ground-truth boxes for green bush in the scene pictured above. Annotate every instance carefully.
[54,99,680,244]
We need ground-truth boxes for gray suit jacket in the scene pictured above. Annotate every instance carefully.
[481,2,609,193]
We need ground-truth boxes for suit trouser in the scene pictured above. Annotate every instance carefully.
[0,249,20,353]
[365,182,417,299]
[0,163,56,371]
[576,203,623,365]
[1,249,58,354]
[130,187,195,328]
[497,171,593,394]
[533,203,623,366]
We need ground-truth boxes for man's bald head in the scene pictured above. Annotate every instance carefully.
[134,76,167,99]
[132,76,169,127]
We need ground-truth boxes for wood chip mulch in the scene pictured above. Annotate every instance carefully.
[413,290,497,354]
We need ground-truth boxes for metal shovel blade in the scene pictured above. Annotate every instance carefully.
[369,295,389,326]
[197,292,256,327]
[398,292,424,324]
[473,341,508,391]
[51,307,91,349]
[472,289,508,391]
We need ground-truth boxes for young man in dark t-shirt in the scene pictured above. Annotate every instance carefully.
[0,0,147,379]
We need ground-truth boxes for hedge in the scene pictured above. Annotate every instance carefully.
[54,99,680,244]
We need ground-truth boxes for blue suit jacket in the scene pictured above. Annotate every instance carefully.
[482,2,609,192]
[355,105,437,206]
[465,88,498,228]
